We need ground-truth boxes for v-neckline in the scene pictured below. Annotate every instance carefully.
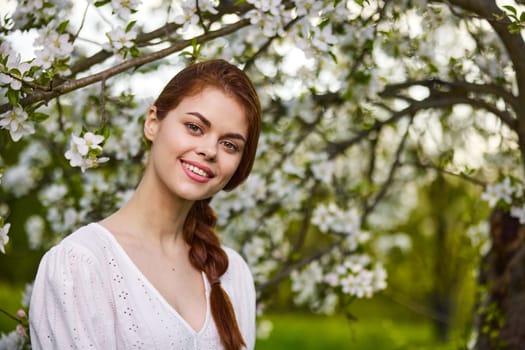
[91,222,211,335]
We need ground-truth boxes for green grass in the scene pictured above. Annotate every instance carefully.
[0,283,25,335]
[255,313,466,350]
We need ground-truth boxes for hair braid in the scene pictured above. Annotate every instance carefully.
[183,199,246,350]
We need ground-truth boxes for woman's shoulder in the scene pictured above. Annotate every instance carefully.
[223,246,249,270]
[43,223,111,265]
[221,246,253,285]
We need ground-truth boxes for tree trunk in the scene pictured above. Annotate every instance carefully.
[432,209,453,342]
[474,209,525,350]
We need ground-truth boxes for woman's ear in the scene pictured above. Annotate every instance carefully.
[144,106,159,142]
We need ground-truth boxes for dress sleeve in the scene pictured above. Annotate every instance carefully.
[223,247,256,350]
[29,242,116,350]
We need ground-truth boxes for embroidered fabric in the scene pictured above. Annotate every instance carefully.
[29,223,256,350]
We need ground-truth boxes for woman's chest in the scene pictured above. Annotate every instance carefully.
[108,271,221,350]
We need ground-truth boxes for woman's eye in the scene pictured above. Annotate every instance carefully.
[221,141,239,152]
[185,123,202,134]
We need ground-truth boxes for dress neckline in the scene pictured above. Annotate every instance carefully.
[90,222,211,335]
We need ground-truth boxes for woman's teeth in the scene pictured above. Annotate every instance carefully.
[184,162,209,177]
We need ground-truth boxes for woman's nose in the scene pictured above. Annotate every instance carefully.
[196,140,217,161]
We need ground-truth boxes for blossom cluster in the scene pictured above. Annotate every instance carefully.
[10,0,72,30]
[64,132,109,172]
[104,27,138,57]
[312,203,360,235]
[33,23,74,71]
[481,177,525,223]
[0,105,35,142]
[291,253,387,314]
[173,0,218,34]
[0,42,32,91]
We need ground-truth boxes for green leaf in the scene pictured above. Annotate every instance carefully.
[234,0,247,5]
[88,148,101,157]
[503,5,517,15]
[97,125,111,141]
[129,46,140,58]
[520,11,525,22]
[125,20,137,33]
[94,0,110,7]
[56,20,69,34]
[508,23,521,34]
[328,50,338,64]
[6,89,19,106]
[31,112,49,122]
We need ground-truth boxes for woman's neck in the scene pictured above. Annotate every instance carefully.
[104,173,194,250]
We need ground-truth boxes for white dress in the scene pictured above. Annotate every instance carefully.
[29,223,256,350]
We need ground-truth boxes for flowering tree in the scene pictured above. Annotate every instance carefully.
[1,0,524,348]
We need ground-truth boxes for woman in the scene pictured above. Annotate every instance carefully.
[29,59,261,350]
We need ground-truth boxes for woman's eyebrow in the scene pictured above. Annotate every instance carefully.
[186,111,247,143]
[223,133,246,143]
[187,112,211,127]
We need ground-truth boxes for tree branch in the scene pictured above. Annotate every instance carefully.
[380,79,518,130]
[362,115,414,223]
[0,19,251,114]
[401,160,487,186]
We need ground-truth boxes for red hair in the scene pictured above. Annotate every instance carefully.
[153,59,261,350]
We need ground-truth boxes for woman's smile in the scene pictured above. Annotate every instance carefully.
[180,159,215,182]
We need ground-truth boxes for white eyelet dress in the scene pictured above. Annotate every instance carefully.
[29,223,256,350]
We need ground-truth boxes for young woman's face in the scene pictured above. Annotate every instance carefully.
[144,87,248,201]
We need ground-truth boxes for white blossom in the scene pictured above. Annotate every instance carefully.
[291,260,323,303]
[2,164,36,197]
[312,203,360,235]
[111,0,142,19]
[39,183,68,205]
[104,117,143,160]
[173,0,201,32]
[65,132,109,172]
[0,330,26,349]
[374,232,413,256]
[25,215,45,250]
[256,319,274,339]
[294,0,324,17]
[21,283,33,308]
[0,50,31,90]
[311,24,337,52]
[247,0,282,15]
[481,177,517,207]
[510,205,525,224]
[0,222,10,254]
[34,25,74,68]
[310,159,334,183]
[0,106,35,142]
[105,27,138,51]
[497,177,514,204]
[481,183,501,208]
